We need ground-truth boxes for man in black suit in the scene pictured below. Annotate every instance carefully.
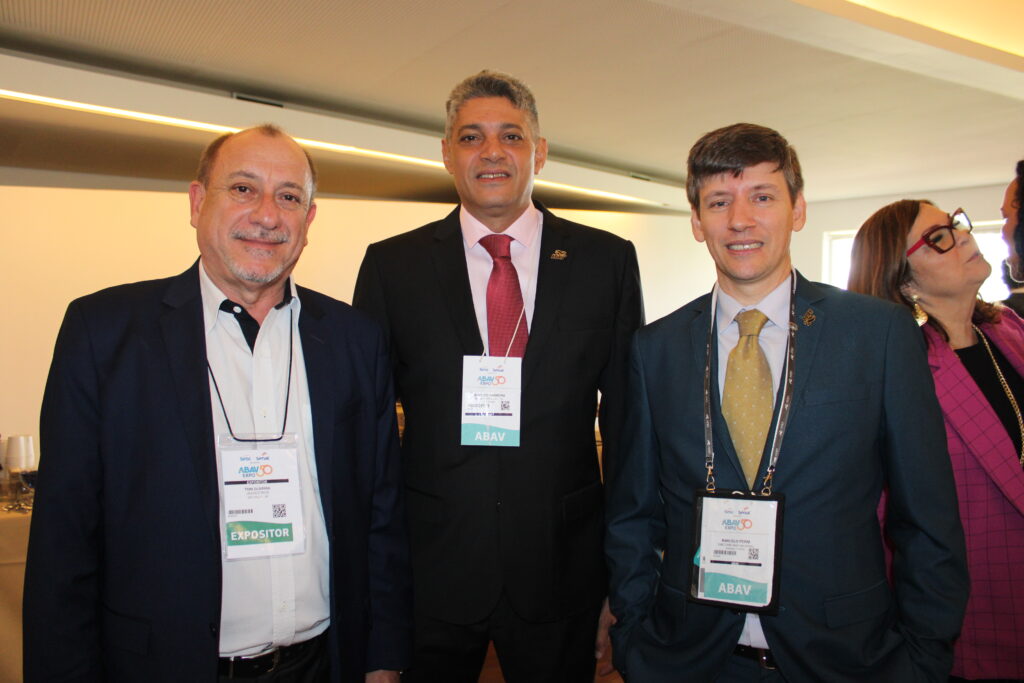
[24,125,412,682]
[353,71,644,682]
[605,123,968,682]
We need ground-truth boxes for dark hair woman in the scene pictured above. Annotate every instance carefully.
[849,198,1024,681]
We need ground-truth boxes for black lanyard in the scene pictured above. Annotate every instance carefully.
[207,307,294,443]
[702,276,797,495]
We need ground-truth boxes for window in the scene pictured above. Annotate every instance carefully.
[822,222,1009,303]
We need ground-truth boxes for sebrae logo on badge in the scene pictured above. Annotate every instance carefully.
[238,463,274,479]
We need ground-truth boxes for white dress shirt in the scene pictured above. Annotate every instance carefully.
[199,262,330,656]
[460,205,542,355]
[714,273,792,651]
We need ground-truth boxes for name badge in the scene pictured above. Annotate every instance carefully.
[218,434,306,560]
[689,489,783,614]
[461,355,521,447]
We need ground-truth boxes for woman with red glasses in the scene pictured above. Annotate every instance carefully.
[849,199,1024,682]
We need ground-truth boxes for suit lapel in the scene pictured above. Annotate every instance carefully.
[692,293,746,486]
[297,289,337,530]
[790,274,826,416]
[935,323,1024,516]
[524,205,571,386]
[711,274,825,488]
[431,207,484,355]
[160,262,219,542]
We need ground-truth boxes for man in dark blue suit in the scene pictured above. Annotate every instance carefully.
[605,123,968,682]
[23,125,412,682]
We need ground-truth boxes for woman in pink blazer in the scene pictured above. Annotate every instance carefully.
[849,195,1024,682]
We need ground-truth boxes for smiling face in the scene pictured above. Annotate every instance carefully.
[904,202,990,304]
[188,130,316,302]
[690,161,805,304]
[441,96,547,232]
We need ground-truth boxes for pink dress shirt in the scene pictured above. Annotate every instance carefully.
[459,205,541,356]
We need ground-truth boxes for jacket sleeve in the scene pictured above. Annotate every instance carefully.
[352,245,397,378]
[604,330,666,674]
[363,323,413,673]
[881,307,969,679]
[597,241,645,483]
[24,300,105,682]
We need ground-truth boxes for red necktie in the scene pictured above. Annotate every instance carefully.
[480,234,529,358]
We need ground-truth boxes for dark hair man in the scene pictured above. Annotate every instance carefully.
[605,123,967,682]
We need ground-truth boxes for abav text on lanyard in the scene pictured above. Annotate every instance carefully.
[688,275,797,613]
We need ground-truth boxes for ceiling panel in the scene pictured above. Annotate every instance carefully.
[1,0,1022,203]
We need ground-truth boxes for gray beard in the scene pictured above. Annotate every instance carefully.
[228,261,286,284]
[227,230,289,283]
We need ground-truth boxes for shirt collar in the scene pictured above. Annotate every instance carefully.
[716,272,793,332]
[198,259,299,334]
[459,204,542,249]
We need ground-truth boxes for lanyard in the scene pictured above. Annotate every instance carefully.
[207,307,294,443]
[703,276,797,495]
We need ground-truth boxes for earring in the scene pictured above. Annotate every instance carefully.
[910,294,928,326]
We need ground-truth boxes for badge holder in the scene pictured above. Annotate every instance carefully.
[460,301,528,447]
[218,433,306,560]
[689,488,784,614]
[686,277,798,615]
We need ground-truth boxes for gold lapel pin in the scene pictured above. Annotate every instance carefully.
[801,308,816,327]
[550,249,568,260]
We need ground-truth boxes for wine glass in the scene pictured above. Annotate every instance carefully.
[18,470,37,510]
[2,469,35,512]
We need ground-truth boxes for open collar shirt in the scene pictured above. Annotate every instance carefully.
[199,261,330,657]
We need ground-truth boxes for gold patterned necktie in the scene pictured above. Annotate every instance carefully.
[722,309,773,489]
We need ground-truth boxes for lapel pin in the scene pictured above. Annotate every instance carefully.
[801,308,816,327]
[550,249,568,260]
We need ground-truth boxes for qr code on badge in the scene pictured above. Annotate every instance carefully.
[272,503,287,519]
[748,547,760,561]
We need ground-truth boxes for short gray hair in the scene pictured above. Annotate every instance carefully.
[444,70,540,139]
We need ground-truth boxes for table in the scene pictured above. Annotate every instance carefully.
[0,510,30,683]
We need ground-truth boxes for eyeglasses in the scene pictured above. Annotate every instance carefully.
[906,208,973,256]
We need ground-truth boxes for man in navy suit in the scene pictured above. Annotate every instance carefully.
[24,125,412,682]
[605,123,968,681]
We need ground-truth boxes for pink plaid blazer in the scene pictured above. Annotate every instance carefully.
[924,312,1024,679]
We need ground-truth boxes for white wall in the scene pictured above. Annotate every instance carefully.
[6,170,1010,448]
[795,182,1009,281]
[0,178,713,446]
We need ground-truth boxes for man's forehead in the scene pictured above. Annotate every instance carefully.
[212,133,311,182]
[454,98,528,123]
[456,119,526,131]
[700,166,786,195]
